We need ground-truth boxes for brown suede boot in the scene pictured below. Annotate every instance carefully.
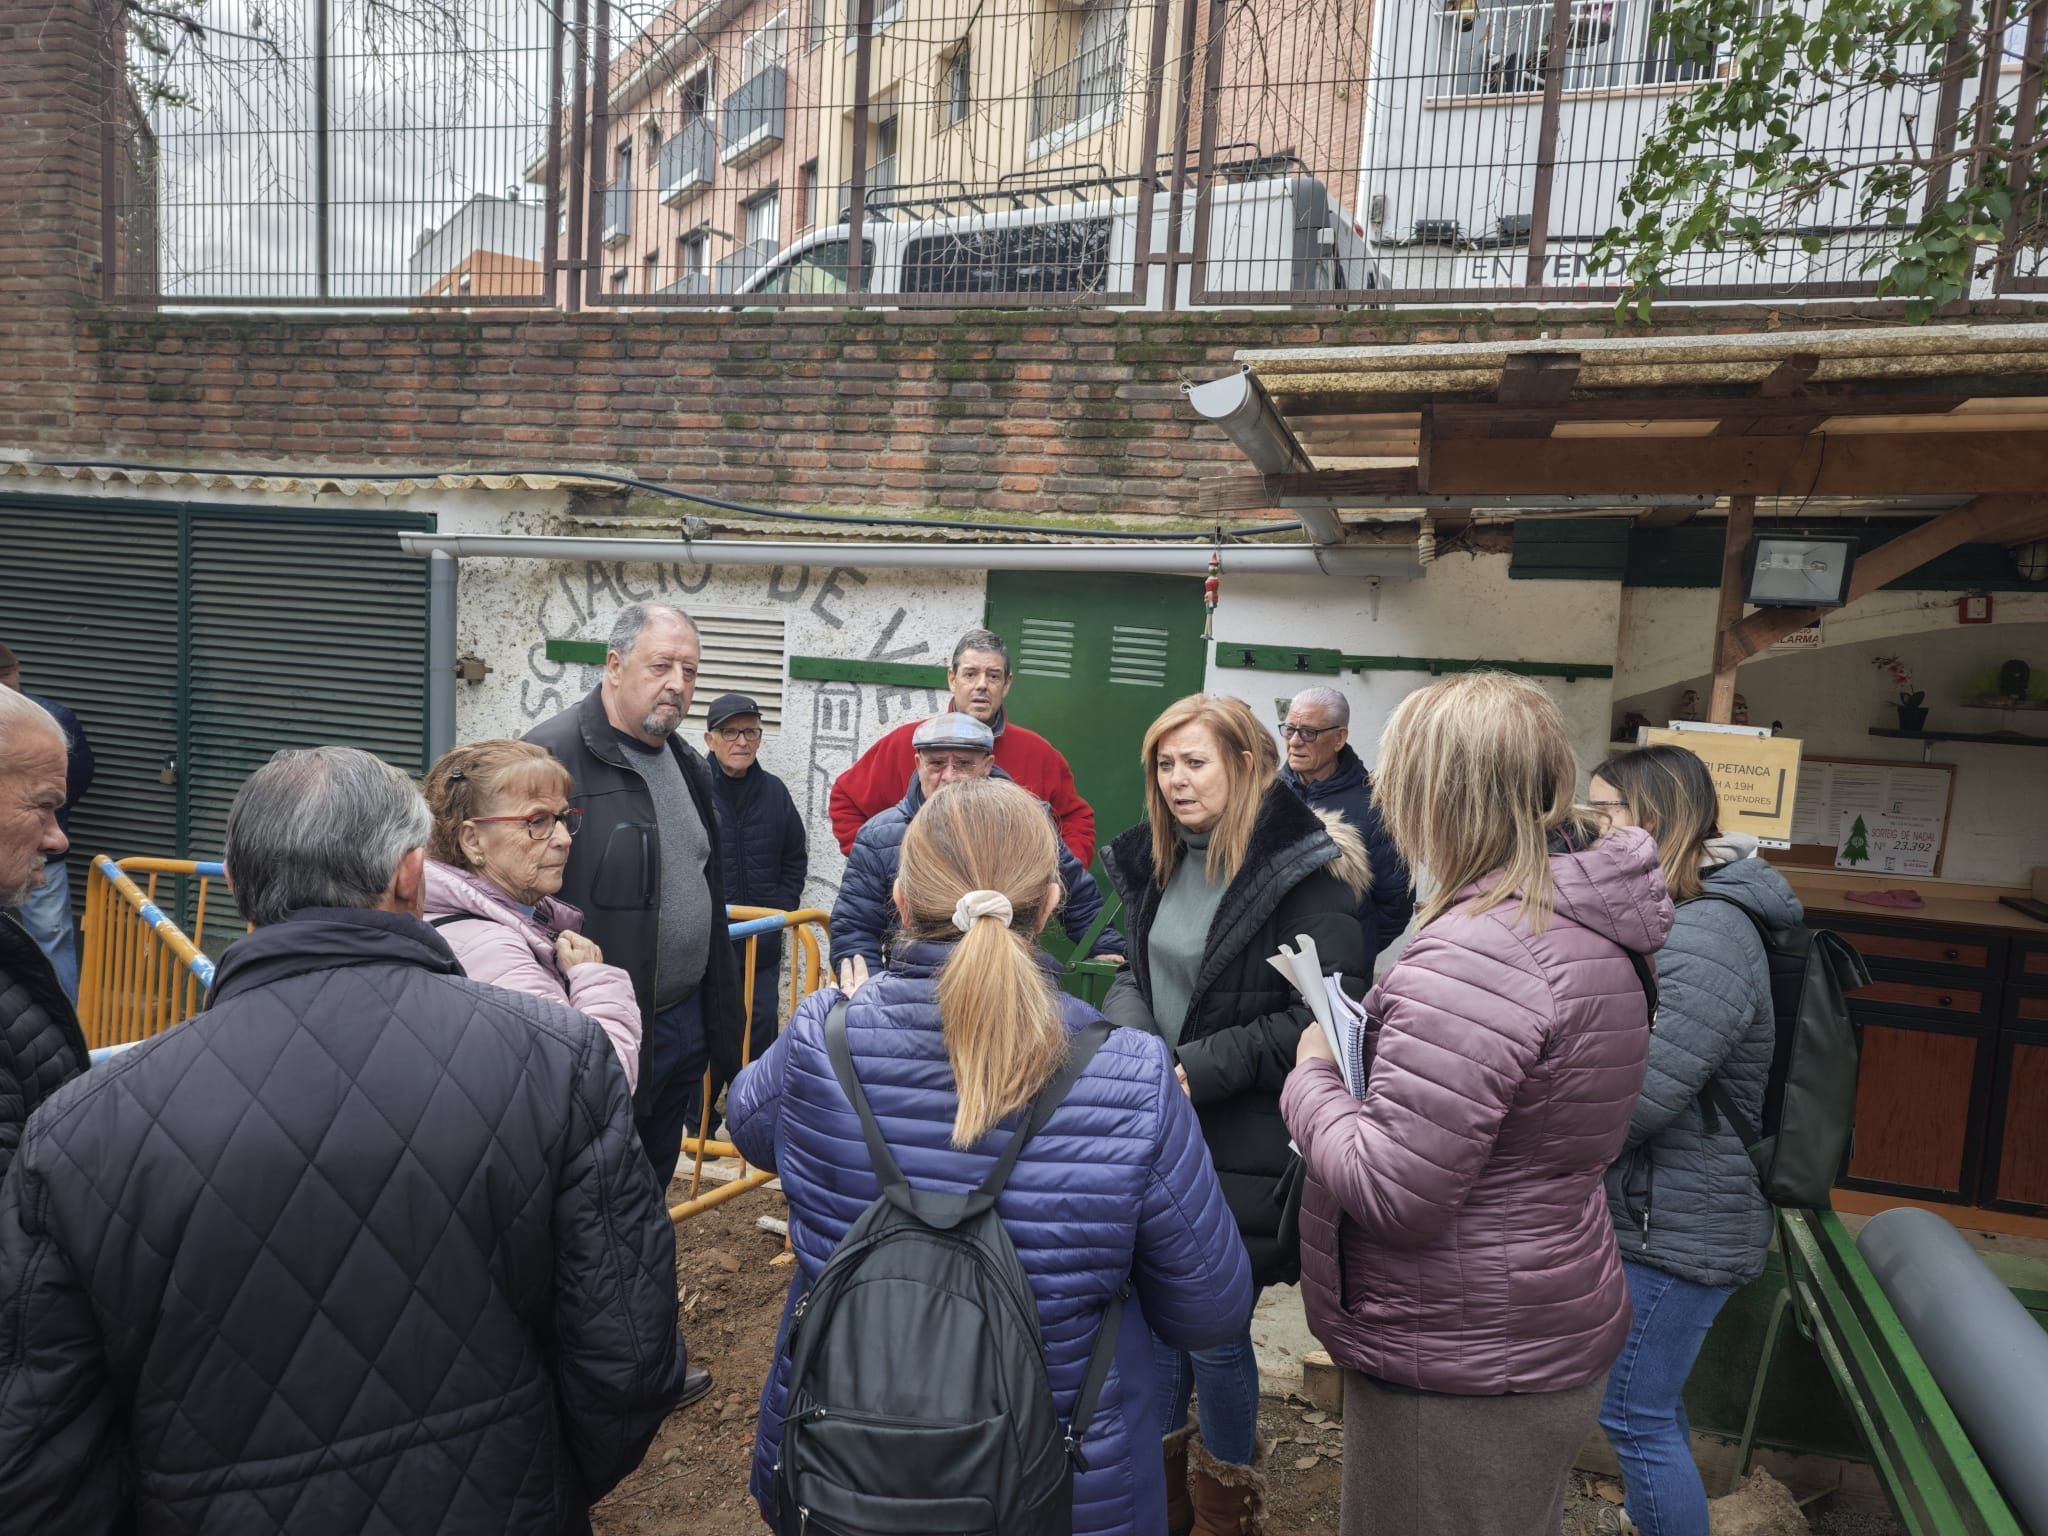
[1188,1435,1267,1536]
[1163,1421,1196,1536]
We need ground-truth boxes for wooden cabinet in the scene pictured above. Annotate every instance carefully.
[1820,917,2048,1211]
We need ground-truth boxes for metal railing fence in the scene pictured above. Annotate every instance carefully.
[77,856,223,1053]
[95,0,2048,308]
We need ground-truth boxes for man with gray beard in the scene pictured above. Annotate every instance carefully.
[0,687,88,1181]
[525,605,739,1240]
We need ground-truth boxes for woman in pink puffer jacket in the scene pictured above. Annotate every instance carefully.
[421,740,642,1090]
[1281,673,1672,1536]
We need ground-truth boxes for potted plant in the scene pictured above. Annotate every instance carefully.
[1875,654,1927,732]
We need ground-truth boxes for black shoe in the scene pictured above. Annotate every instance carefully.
[676,1363,714,1410]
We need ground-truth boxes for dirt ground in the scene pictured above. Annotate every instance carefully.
[592,1188,1901,1536]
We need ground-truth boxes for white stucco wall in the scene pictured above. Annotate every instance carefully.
[1613,607,2048,886]
[1204,552,1625,777]
[439,501,988,910]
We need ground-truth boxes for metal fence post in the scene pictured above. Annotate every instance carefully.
[1998,0,2048,291]
[567,0,590,312]
[544,0,566,309]
[847,0,875,296]
[586,0,612,308]
[99,0,119,302]
[1186,0,1229,306]
[1523,0,1575,290]
[1923,0,1983,218]
[1128,0,1174,305]
[1159,0,1204,311]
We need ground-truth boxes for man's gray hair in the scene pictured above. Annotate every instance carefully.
[0,687,65,771]
[224,747,432,928]
[1290,686,1351,728]
[608,602,699,661]
[950,628,1010,671]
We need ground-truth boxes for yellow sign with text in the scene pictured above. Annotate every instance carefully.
[1642,729,1804,843]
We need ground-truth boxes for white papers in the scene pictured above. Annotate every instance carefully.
[1789,759,1951,871]
[1269,934,1371,1097]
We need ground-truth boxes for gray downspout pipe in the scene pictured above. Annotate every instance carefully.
[1857,1205,2048,1532]
[427,548,458,761]
[395,533,1411,579]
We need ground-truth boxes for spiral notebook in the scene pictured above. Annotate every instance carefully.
[1268,934,1371,1098]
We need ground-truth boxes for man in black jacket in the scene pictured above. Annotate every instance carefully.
[702,692,807,1064]
[0,687,88,1181]
[1278,686,1414,964]
[0,746,688,1534]
[525,603,741,1195]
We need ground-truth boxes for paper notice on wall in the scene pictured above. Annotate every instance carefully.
[1789,758,1952,870]
[1836,810,1941,876]
[1881,766,1949,820]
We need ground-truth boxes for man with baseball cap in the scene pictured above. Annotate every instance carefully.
[829,713,1123,969]
[702,693,806,1066]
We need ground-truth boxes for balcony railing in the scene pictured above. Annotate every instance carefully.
[722,66,787,168]
[1428,0,1631,101]
[600,181,630,246]
[659,117,716,206]
[715,237,780,292]
[659,269,712,296]
[1028,40,1125,145]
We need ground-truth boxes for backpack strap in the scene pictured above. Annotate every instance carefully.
[427,913,479,929]
[1624,948,1659,1027]
[1065,1278,1128,1471]
[822,1001,1116,1229]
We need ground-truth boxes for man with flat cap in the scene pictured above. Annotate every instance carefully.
[830,713,1123,970]
[702,693,806,1067]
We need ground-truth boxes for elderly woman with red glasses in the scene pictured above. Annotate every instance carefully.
[421,739,642,1089]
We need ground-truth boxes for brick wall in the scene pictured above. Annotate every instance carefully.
[8,0,2048,522]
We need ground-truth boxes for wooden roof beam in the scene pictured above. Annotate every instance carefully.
[1418,429,2048,497]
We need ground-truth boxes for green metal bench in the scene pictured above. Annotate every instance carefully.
[1736,1210,2025,1536]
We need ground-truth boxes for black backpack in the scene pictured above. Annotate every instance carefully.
[772,1002,1126,1536]
[1687,894,1871,1210]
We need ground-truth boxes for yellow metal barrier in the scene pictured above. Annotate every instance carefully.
[76,857,223,1053]
[671,906,831,1224]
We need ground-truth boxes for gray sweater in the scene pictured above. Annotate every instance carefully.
[1604,838,1799,1289]
[1147,829,1230,1049]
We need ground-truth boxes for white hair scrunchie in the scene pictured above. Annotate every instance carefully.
[952,890,1015,932]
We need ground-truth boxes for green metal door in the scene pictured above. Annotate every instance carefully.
[983,571,1208,859]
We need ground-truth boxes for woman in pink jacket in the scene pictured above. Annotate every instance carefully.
[1281,673,1672,1536]
[421,740,642,1091]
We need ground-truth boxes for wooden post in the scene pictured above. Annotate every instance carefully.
[1708,495,1756,724]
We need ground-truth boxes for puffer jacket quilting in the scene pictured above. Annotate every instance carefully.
[727,943,1253,1536]
[0,913,88,1183]
[1605,847,1795,1288]
[0,908,687,1534]
[1281,826,1672,1395]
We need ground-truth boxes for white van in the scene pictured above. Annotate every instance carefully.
[731,161,1381,307]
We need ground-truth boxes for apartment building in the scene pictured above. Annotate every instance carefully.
[548,0,1370,298]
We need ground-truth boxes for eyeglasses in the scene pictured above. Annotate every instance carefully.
[1586,799,1630,810]
[716,726,763,744]
[469,808,585,839]
[1281,723,1339,743]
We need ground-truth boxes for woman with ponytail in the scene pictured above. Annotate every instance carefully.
[729,776,1253,1536]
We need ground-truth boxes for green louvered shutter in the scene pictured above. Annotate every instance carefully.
[0,501,183,895]
[182,512,430,945]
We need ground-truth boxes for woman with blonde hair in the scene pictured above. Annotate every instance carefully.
[421,739,641,1088]
[1590,745,1798,1536]
[729,775,1252,1536]
[1281,672,1672,1536]
[1100,692,1370,1534]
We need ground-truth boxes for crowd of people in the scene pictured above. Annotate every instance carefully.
[0,602,1801,1536]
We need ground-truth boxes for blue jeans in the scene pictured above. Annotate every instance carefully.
[637,990,707,1189]
[1153,1321,1261,1465]
[1599,1259,1737,1536]
[16,860,78,1001]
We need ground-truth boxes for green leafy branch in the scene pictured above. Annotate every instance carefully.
[1589,0,2047,319]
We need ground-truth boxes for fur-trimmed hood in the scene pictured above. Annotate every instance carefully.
[1310,805,1372,900]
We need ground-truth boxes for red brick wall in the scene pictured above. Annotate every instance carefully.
[8,0,2048,521]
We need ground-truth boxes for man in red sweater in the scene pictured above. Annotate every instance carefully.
[827,627,1096,864]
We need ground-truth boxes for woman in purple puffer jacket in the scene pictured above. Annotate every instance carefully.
[421,740,642,1089]
[1281,673,1672,1536]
